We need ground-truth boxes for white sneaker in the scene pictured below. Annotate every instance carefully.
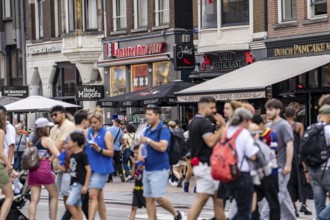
[125,175,132,182]
[168,179,178,186]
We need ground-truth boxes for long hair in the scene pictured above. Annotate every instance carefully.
[34,127,49,142]
[0,111,6,133]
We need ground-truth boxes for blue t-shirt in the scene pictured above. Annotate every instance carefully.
[107,126,123,151]
[144,121,171,171]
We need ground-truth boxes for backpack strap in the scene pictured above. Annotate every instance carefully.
[229,128,244,141]
[157,125,167,141]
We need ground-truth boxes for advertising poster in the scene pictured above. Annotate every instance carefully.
[152,61,174,86]
[131,64,149,92]
[110,66,127,96]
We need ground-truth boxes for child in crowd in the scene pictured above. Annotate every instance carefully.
[129,145,146,220]
[67,132,91,220]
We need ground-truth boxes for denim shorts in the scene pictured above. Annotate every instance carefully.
[56,172,71,197]
[88,172,108,189]
[143,169,169,198]
[66,182,83,207]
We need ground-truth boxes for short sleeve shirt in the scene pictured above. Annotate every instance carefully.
[107,126,123,151]
[50,119,76,148]
[227,126,259,172]
[70,151,89,185]
[188,115,216,164]
[5,122,16,163]
[144,121,171,171]
[268,119,294,168]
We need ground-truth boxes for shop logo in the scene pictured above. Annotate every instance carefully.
[76,86,104,101]
[174,43,195,71]
[114,42,166,58]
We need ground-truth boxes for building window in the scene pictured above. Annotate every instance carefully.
[222,0,249,26]
[54,0,62,37]
[53,64,82,97]
[35,0,44,39]
[309,0,327,18]
[321,64,330,87]
[134,0,148,28]
[153,61,174,86]
[2,0,11,19]
[281,0,296,21]
[110,66,127,96]
[155,0,169,26]
[67,0,76,32]
[308,69,319,88]
[113,0,127,31]
[201,0,217,29]
[84,0,98,30]
[131,64,149,92]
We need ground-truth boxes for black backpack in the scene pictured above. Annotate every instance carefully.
[158,126,186,165]
[300,123,329,167]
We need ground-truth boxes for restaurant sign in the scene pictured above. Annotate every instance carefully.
[2,86,29,98]
[174,43,195,70]
[76,86,104,101]
[177,91,265,103]
[111,42,166,58]
[274,42,330,57]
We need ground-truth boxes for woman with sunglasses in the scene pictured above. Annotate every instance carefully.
[0,109,18,219]
[85,107,114,220]
[28,118,61,220]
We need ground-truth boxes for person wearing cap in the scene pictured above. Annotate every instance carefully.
[49,105,76,220]
[0,106,16,166]
[28,118,61,220]
[107,118,124,182]
[306,104,330,220]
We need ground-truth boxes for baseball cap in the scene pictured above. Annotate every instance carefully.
[35,118,54,128]
[319,104,330,114]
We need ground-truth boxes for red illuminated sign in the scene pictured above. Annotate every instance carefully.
[112,42,166,58]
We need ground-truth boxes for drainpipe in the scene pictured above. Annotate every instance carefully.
[20,0,27,86]
[103,0,107,38]
[264,0,268,33]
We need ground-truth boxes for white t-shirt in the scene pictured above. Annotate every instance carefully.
[226,126,259,172]
[5,121,16,164]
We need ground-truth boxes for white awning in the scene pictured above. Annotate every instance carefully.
[176,54,330,102]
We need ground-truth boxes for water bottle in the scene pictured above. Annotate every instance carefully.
[141,143,148,159]
[14,178,20,194]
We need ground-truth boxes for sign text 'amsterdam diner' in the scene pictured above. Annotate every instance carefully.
[112,42,166,58]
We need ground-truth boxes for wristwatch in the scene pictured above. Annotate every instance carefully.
[146,138,151,144]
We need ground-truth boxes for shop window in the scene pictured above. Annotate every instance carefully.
[53,64,82,98]
[279,80,288,93]
[308,69,319,88]
[113,0,127,31]
[152,61,175,86]
[54,0,62,37]
[155,0,169,26]
[110,66,127,96]
[281,0,296,21]
[321,64,330,87]
[298,73,307,89]
[35,0,44,39]
[8,47,23,86]
[84,0,98,30]
[68,0,76,32]
[222,0,249,26]
[2,0,11,19]
[288,77,297,91]
[134,0,148,28]
[131,64,149,92]
[201,0,217,29]
[309,0,327,18]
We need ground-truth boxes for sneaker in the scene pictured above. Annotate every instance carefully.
[174,211,185,220]
[184,182,189,193]
[295,209,300,218]
[120,174,125,183]
[125,175,132,182]
[300,204,312,215]
[169,179,178,186]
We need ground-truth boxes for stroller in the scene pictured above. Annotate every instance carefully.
[0,171,30,220]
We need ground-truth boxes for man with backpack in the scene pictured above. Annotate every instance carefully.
[187,96,226,220]
[302,104,330,220]
[265,99,296,220]
[138,104,184,220]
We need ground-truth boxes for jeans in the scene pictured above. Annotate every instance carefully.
[309,167,330,220]
[254,175,281,220]
[122,148,132,177]
[62,191,89,220]
[14,151,24,171]
[224,172,254,220]
[113,150,123,175]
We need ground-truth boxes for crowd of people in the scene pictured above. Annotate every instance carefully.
[0,94,328,220]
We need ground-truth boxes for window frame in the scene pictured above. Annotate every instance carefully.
[2,0,11,19]
[66,0,76,33]
[308,0,328,19]
[279,0,297,22]
[83,0,98,31]
[200,0,218,29]
[155,0,170,26]
[221,0,249,26]
[54,0,62,37]
[113,0,127,31]
[35,0,44,39]
[134,0,148,29]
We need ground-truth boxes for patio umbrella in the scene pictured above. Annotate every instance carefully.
[5,95,81,112]
[0,96,22,106]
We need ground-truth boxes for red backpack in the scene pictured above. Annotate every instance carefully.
[211,128,243,182]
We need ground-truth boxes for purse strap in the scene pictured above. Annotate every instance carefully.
[15,135,23,153]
